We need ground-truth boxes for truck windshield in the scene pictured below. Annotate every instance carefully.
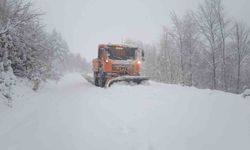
[107,46,137,60]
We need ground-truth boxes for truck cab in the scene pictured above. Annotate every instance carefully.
[92,44,145,87]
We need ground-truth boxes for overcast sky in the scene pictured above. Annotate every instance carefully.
[32,0,250,60]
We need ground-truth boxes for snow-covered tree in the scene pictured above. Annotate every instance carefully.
[214,0,230,91]
[0,0,88,103]
[195,0,221,89]
[230,22,250,93]
[171,11,200,86]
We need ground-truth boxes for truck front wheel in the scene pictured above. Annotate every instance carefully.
[98,77,106,87]
[94,77,99,86]
[95,72,106,87]
[94,72,99,86]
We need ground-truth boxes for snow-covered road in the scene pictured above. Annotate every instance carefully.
[0,73,250,150]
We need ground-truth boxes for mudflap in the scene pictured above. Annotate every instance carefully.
[105,76,149,88]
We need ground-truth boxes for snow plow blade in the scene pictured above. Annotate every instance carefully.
[105,76,149,88]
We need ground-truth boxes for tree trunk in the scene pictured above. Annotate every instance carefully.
[212,52,216,89]
[237,54,241,93]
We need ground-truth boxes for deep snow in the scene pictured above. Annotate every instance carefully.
[0,73,249,150]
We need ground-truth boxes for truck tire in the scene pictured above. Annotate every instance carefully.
[98,78,103,87]
[94,77,99,86]
[94,72,99,86]
[99,74,107,87]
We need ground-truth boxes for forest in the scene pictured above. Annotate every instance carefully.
[0,0,88,104]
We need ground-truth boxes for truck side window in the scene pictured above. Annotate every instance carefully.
[98,48,101,58]
[98,48,104,59]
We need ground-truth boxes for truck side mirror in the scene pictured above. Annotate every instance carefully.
[142,50,145,61]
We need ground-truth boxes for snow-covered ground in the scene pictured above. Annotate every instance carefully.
[0,73,249,150]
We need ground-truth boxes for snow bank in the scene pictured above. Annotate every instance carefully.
[243,89,250,98]
[0,73,249,150]
[0,67,16,106]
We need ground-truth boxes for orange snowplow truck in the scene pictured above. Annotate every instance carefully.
[92,44,148,87]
